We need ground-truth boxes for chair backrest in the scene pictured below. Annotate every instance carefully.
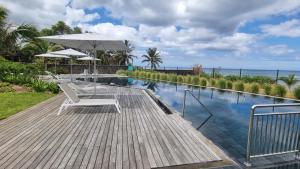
[58,83,80,103]
[83,69,88,74]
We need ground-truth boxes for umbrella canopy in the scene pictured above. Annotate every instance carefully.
[50,48,87,56]
[77,56,100,61]
[35,53,70,74]
[35,53,70,58]
[39,33,127,51]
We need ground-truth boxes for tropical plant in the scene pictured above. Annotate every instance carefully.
[263,84,272,95]
[250,83,259,94]
[226,81,233,89]
[210,79,216,87]
[280,74,298,91]
[293,86,300,99]
[235,82,244,92]
[142,48,162,70]
[51,21,72,35]
[272,85,287,97]
[200,79,207,86]
[114,40,136,65]
[192,76,200,85]
[217,79,226,89]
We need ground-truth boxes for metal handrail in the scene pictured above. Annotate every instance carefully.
[245,103,300,166]
[182,89,213,129]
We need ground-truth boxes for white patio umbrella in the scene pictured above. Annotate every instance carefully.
[35,53,70,74]
[38,33,127,92]
[77,56,100,74]
[50,49,87,81]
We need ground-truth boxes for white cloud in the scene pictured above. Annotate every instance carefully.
[65,7,100,26]
[261,19,300,37]
[266,45,295,56]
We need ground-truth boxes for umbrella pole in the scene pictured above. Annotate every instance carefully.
[55,58,57,74]
[94,49,97,94]
[70,58,73,82]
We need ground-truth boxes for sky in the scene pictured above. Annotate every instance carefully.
[1,0,300,70]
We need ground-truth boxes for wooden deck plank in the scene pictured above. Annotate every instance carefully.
[0,86,232,169]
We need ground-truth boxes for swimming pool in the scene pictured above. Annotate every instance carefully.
[78,77,300,162]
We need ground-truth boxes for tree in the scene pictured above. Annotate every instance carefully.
[280,74,298,91]
[142,48,162,70]
[51,21,72,35]
[115,40,136,65]
[72,27,82,34]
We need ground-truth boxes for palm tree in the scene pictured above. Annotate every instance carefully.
[115,40,136,65]
[142,48,162,70]
[0,7,39,60]
[51,21,72,35]
[280,74,298,91]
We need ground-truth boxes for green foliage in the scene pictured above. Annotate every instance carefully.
[0,59,40,78]
[177,76,184,83]
[293,86,300,99]
[225,75,240,81]
[210,79,216,87]
[0,82,15,93]
[47,82,59,94]
[280,74,298,90]
[241,75,274,84]
[31,80,48,92]
[226,81,233,89]
[235,82,244,92]
[217,79,226,89]
[263,84,272,95]
[2,74,32,85]
[185,75,192,84]
[199,72,210,78]
[272,85,287,97]
[250,83,259,94]
[200,78,207,86]
[116,69,127,76]
[192,76,200,85]
[169,74,177,82]
[160,73,168,81]
[141,48,162,70]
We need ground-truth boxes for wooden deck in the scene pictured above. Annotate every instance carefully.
[0,86,233,169]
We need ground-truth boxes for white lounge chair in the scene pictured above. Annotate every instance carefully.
[57,83,121,115]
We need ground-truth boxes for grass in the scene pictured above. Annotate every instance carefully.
[0,92,55,120]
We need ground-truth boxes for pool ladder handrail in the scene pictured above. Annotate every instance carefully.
[245,103,300,167]
[182,89,213,129]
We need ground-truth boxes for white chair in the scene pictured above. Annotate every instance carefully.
[57,83,121,115]
[68,82,108,95]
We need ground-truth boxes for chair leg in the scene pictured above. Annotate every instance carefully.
[115,104,121,114]
[57,105,65,115]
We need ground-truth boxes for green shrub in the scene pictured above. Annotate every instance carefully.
[177,76,184,83]
[225,75,239,81]
[200,78,207,86]
[0,82,15,93]
[263,84,272,95]
[250,83,260,94]
[151,73,156,79]
[199,72,210,78]
[293,86,300,99]
[155,73,160,80]
[160,73,168,81]
[185,75,192,84]
[226,81,233,89]
[217,79,226,89]
[169,74,177,82]
[272,85,287,97]
[210,79,216,87]
[31,80,48,93]
[116,70,127,76]
[192,76,200,85]
[235,82,244,92]
[47,82,60,94]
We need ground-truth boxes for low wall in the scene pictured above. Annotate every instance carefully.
[46,64,127,74]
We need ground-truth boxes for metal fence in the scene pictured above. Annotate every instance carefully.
[245,103,300,166]
[143,66,300,80]
[46,64,127,74]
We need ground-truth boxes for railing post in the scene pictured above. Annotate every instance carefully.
[212,68,215,78]
[182,89,187,117]
[245,107,255,167]
[275,69,279,84]
[239,68,242,79]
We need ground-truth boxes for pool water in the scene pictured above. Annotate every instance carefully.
[79,77,300,162]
